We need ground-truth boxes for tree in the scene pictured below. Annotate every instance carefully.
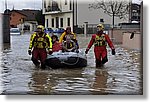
[89,0,130,28]
[35,9,45,26]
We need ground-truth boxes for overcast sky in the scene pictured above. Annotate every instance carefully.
[0,0,142,13]
[0,0,42,13]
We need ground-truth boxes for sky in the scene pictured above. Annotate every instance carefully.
[0,0,142,13]
[0,0,42,13]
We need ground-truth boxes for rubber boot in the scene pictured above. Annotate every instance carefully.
[31,57,40,67]
[96,60,102,68]
[102,56,108,64]
[41,61,46,69]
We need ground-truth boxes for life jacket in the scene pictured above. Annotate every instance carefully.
[94,34,107,46]
[59,32,76,43]
[63,34,75,41]
[63,41,74,49]
[33,33,48,49]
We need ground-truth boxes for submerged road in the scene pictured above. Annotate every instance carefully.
[0,33,142,95]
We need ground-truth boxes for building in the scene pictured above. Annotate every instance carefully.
[42,0,77,31]
[42,0,130,32]
[10,10,26,28]
[10,9,40,32]
[129,3,141,23]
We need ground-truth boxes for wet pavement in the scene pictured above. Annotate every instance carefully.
[0,33,142,95]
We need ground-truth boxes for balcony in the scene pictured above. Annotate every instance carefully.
[43,6,72,15]
[44,6,61,14]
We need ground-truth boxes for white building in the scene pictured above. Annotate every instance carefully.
[42,0,76,30]
[42,0,130,30]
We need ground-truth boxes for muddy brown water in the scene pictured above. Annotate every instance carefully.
[0,33,142,95]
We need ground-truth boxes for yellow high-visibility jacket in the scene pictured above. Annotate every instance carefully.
[59,32,76,43]
[29,32,52,50]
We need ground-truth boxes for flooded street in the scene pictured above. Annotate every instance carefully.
[0,33,142,95]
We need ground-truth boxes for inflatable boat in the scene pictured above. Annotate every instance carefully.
[45,50,87,68]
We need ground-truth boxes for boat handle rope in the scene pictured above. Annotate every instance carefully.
[60,53,80,66]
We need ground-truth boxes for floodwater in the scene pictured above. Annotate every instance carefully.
[0,33,142,95]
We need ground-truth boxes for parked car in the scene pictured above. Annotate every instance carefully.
[44,28,54,33]
[53,28,65,33]
[10,28,21,35]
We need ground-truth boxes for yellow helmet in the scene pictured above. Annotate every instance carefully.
[97,24,104,30]
[37,25,45,32]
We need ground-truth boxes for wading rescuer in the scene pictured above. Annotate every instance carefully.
[85,24,116,67]
[28,25,53,69]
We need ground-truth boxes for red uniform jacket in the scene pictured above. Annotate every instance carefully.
[87,34,115,50]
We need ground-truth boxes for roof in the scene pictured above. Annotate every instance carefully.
[11,9,40,21]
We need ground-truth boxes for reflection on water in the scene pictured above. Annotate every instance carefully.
[91,69,108,95]
[0,34,142,95]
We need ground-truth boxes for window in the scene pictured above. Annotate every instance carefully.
[69,0,72,10]
[132,13,139,16]
[56,17,59,28]
[60,18,63,27]
[46,19,48,28]
[65,0,67,5]
[67,18,70,26]
[12,13,15,16]
[52,18,54,27]
[52,1,60,11]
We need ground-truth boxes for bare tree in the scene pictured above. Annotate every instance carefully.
[89,0,130,28]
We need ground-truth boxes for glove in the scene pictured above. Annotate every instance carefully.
[48,49,53,55]
[28,49,32,55]
[49,51,53,55]
[76,49,79,53]
[112,49,115,55]
[85,48,89,54]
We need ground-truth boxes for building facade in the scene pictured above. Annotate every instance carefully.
[10,10,26,28]
[10,9,39,32]
[130,3,141,23]
[42,0,77,30]
[43,0,130,32]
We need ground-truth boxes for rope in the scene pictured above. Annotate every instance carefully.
[60,53,80,66]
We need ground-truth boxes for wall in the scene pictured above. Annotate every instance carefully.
[10,12,26,27]
[108,28,140,44]
[122,32,141,50]
[77,2,129,26]
[45,12,73,29]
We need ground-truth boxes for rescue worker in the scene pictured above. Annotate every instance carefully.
[62,36,77,52]
[59,26,79,49]
[51,35,62,52]
[85,24,115,67]
[28,25,53,69]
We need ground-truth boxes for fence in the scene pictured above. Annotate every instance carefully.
[74,24,111,34]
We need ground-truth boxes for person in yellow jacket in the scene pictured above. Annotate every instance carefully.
[59,26,79,48]
[62,36,77,52]
[28,25,53,69]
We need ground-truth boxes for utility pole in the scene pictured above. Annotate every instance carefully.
[73,0,75,32]
[3,0,10,43]
[5,0,7,10]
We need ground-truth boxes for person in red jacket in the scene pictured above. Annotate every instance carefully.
[85,24,115,67]
[51,35,62,52]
